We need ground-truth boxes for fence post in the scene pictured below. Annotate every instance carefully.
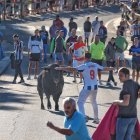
[3,0,6,20]
[20,0,24,18]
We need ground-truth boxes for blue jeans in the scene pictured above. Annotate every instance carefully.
[116,117,137,140]
[0,44,4,60]
[43,44,48,62]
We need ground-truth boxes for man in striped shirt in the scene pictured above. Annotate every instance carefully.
[12,34,25,84]
[130,19,140,42]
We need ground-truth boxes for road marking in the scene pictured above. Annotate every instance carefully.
[105,17,121,32]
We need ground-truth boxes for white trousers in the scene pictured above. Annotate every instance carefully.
[77,89,98,119]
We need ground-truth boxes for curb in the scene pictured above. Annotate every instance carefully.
[0,56,10,76]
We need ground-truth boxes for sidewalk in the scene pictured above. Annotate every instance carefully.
[0,41,11,75]
[0,17,133,76]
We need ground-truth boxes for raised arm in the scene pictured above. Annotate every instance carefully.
[55,66,76,72]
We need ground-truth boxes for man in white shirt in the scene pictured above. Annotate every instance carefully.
[12,34,25,84]
[27,29,43,80]
[69,36,88,83]
[91,16,100,42]
[56,53,113,124]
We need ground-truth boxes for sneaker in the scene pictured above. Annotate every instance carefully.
[34,76,37,79]
[73,80,77,83]
[27,76,31,80]
[12,80,16,84]
[93,118,100,124]
[18,79,25,84]
[114,82,117,86]
[98,80,103,86]
[66,73,70,77]
[106,82,111,86]
[115,70,118,73]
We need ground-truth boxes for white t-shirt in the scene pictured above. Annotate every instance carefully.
[92,20,100,34]
[76,62,104,90]
[28,36,43,53]
[69,42,88,61]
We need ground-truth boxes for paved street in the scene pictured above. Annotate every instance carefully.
[0,5,140,140]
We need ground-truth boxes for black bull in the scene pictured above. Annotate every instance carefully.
[37,64,64,111]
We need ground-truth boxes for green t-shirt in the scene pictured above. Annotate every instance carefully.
[90,41,105,60]
[115,36,128,52]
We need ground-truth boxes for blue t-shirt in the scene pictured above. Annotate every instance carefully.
[64,111,91,140]
[129,45,140,62]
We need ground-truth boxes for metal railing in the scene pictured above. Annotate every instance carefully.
[0,0,108,20]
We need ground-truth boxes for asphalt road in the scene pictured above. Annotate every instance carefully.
[0,5,140,140]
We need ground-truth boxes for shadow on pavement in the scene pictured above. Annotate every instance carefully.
[0,86,37,94]
[48,110,65,116]
[0,92,33,110]
[0,105,22,111]
[98,85,121,90]
[86,124,97,128]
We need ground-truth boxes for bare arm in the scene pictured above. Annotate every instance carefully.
[55,66,76,72]
[113,95,130,106]
[103,67,114,71]
[47,122,73,136]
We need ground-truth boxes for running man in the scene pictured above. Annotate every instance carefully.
[56,53,113,124]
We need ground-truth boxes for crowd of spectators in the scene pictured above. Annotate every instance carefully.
[0,0,119,19]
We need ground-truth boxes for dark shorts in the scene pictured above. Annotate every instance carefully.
[30,53,40,61]
[132,61,140,71]
[106,61,115,67]
[55,52,64,62]
[91,59,103,71]
[91,59,103,65]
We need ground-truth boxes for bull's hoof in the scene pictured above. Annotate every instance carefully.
[41,104,45,110]
[55,105,59,111]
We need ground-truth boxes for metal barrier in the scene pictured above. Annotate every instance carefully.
[0,0,105,19]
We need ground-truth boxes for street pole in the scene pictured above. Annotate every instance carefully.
[20,0,23,18]
[3,0,6,20]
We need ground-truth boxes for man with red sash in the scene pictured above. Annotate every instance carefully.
[69,36,88,83]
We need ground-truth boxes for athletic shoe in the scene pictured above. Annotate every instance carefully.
[73,80,77,83]
[27,76,31,80]
[18,79,25,84]
[34,76,37,79]
[93,118,100,124]
[66,73,70,77]
[114,82,117,86]
[98,80,103,86]
[12,80,16,84]
[115,70,118,73]
[106,82,112,86]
